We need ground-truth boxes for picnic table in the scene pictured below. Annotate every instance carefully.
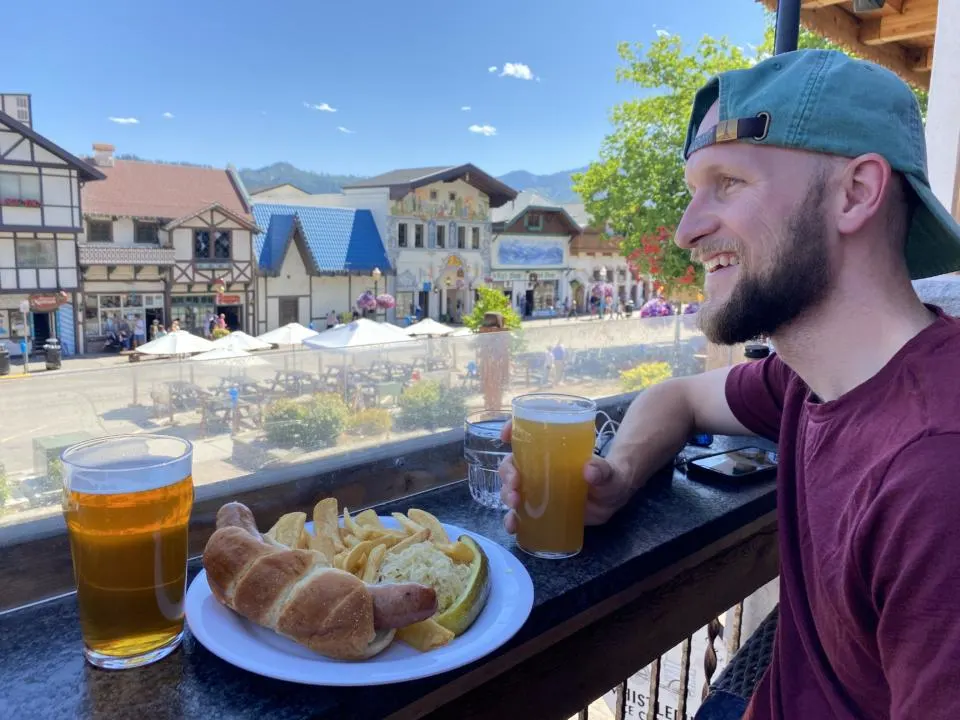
[267,369,320,396]
[200,394,261,437]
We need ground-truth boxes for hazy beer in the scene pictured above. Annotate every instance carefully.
[62,436,193,669]
[512,394,597,558]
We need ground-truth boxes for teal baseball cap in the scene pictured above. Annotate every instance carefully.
[683,49,960,280]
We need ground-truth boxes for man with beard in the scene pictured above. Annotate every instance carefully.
[499,50,960,719]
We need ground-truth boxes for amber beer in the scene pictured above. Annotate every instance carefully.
[512,393,597,559]
[61,435,193,669]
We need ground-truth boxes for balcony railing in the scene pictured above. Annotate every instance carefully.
[77,243,176,266]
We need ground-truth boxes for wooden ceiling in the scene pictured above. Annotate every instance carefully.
[758,0,939,88]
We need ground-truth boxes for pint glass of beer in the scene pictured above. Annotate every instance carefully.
[512,393,596,559]
[61,435,193,669]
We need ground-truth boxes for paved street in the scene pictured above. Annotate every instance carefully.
[0,315,704,525]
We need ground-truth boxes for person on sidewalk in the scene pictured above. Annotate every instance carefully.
[133,318,146,348]
[500,50,960,720]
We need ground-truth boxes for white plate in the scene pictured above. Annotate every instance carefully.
[185,517,535,685]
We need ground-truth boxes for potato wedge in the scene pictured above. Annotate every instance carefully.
[361,544,386,583]
[355,509,385,528]
[387,528,430,555]
[265,512,306,548]
[312,497,344,552]
[437,540,474,564]
[308,533,337,564]
[297,527,311,550]
[344,540,383,575]
[408,509,449,544]
[334,550,349,570]
[343,533,362,548]
[397,619,455,652]
[391,512,425,536]
[343,507,367,539]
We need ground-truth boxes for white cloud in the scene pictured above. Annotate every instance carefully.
[162,112,174,119]
[468,124,497,137]
[500,62,535,80]
[303,101,337,112]
[337,126,355,134]
[461,105,471,111]
[108,117,139,125]
[488,66,498,73]
[656,29,670,38]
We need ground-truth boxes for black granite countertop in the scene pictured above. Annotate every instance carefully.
[0,437,776,720]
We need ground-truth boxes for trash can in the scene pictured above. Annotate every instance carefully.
[0,345,9,376]
[44,338,62,371]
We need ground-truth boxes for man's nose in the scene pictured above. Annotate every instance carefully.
[675,192,720,251]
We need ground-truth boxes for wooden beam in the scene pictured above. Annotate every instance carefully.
[914,47,934,71]
[800,0,845,7]
[756,0,930,88]
[860,0,938,45]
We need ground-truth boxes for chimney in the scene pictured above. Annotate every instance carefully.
[92,143,115,167]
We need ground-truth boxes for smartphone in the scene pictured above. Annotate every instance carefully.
[685,446,778,484]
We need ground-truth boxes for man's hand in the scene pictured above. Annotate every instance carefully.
[497,420,636,534]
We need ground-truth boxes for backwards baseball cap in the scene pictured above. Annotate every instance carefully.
[683,49,960,280]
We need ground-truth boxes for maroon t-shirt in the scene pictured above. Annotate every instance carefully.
[726,308,960,719]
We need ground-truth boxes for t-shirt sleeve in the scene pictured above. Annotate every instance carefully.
[723,353,793,442]
[856,434,960,719]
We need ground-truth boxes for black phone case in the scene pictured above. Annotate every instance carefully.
[684,447,778,484]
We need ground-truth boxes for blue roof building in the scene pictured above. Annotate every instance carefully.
[252,203,392,332]
[252,203,390,276]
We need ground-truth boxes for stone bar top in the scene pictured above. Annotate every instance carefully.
[0,437,776,720]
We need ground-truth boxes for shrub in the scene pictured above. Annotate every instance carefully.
[264,394,349,449]
[39,458,63,493]
[620,361,673,392]
[397,381,467,431]
[212,327,231,340]
[346,408,393,437]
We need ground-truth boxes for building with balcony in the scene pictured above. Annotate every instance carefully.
[0,94,104,354]
[251,164,517,322]
[563,202,639,311]
[489,191,584,317]
[251,203,390,331]
[78,145,259,351]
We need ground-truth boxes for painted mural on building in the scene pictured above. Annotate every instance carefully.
[391,186,490,222]
[497,237,565,266]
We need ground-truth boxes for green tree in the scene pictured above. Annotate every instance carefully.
[463,286,522,331]
[574,19,928,296]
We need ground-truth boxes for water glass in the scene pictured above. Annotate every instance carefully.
[464,410,511,509]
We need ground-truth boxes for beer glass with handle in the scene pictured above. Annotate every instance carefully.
[61,435,193,669]
[511,393,597,559]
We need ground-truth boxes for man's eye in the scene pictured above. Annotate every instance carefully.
[719,176,742,191]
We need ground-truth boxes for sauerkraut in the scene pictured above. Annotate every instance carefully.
[379,542,471,613]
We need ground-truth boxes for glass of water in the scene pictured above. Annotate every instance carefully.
[465,410,511,509]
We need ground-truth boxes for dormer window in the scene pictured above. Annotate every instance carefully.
[525,213,543,231]
[429,190,438,201]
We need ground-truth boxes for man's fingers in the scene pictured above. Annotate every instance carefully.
[498,453,519,489]
[499,419,513,443]
[584,457,614,486]
[504,510,518,535]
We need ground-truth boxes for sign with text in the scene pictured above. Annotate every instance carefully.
[216,294,242,305]
[490,270,562,282]
[28,292,70,313]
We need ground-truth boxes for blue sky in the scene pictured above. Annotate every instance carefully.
[7,0,768,177]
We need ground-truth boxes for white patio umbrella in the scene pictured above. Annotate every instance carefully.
[212,330,272,352]
[304,318,415,350]
[404,318,456,337]
[136,330,215,355]
[190,347,270,367]
[257,322,319,346]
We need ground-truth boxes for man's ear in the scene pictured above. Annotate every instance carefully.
[834,153,892,236]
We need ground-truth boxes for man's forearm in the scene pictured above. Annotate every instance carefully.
[605,378,697,490]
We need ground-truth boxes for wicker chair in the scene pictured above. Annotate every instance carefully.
[709,607,779,701]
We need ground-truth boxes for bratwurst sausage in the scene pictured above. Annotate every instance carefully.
[369,582,439,629]
[216,501,262,539]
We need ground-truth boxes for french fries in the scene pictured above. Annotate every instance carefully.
[287,498,471,654]
[265,512,306,548]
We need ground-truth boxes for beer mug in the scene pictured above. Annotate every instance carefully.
[511,393,597,559]
[61,435,194,669]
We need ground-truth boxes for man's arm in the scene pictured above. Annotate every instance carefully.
[859,435,960,718]
[606,366,752,490]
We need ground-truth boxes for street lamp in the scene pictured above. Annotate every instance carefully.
[372,267,382,296]
[599,266,608,282]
